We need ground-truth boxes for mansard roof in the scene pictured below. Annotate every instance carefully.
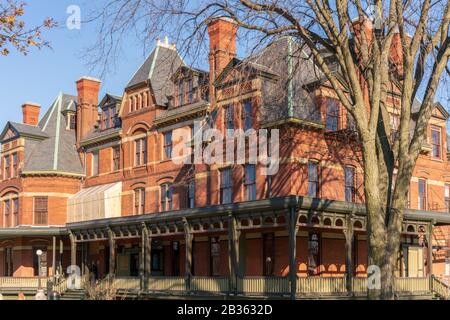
[20,93,84,176]
[126,43,185,106]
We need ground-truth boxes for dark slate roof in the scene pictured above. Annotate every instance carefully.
[1,122,49,140]
[80,127,122,145]
[100,93,122,107]
[126,44,185,106]
[155,100,210,124]
[231,37,322,124]
[21,93,84,176]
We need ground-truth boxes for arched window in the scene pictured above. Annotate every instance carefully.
[2,193,19,228]
[134,188,145,215]
[161,184,173,212]
[134,131,148,167]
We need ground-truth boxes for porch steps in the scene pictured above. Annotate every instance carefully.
[61,289,86,300]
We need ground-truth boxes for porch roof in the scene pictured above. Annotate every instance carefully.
[66,196,450,235]
[0,227,67,238]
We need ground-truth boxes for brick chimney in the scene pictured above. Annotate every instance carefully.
[76,76,101,145]
[207,17,238,80]
[22,102,41,126]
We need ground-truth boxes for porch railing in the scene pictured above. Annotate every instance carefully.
[15,275,433,297]
[352,277,368,293]
[113,277,141,291]
[146,277,186,292]
[393,276,430,294]
[297,277,347,295]
[237,277,290,295]
[431,276,450,299]
[0,277,48,289]
[191,277,229,293]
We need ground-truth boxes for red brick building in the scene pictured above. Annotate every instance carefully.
[1,17,450,298]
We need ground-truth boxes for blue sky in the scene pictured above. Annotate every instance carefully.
[0,0,156,129]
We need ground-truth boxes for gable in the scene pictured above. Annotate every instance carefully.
[3,128,17,141]
[431,103,449,120]
[0,124,18,143]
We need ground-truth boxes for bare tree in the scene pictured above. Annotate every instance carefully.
[0,0,55,56]
[85,0,450,299]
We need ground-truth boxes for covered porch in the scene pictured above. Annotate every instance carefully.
[66,196,450,299]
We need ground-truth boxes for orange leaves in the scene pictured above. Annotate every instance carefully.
[0,0,55,56]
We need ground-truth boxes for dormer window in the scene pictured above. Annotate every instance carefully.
[177,80,184,106]
[187,79,193,104]
[101,105,119,130]
[103,108,110,129]
[66,113,76,130]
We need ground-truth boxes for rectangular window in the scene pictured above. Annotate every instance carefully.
[345,166,356,203]
[390,114,399,143]
[418,179,427,210]
[445,184,450,213]
[110,106,117,127]
[92,151,99,176]
[103,108,110,129]
[326,99,340,131]
[187,181,195,209]
[210,237,221,276]
[224,105,234,130]
[178,80,184,106]
[245,164,256,201]
[263,233,275,276]
[34,197,48,226]
[164,131,173,159]
[4,247,13,276]
[134,188,145,215]
[431,126,441,159]
[220,168,233,204]
[188,79,193,104]
[12,153,18,178]
[4,200,10,228]
[4,156,10,179]
[70,114,77,130]
[308,161,319,197]
[13,198,18,226]
[112,146,120,171]
[161,185,173,212]
[135,138,147,166]
[243,100,253,131]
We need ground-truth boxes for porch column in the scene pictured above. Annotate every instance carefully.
[108,228,116,276]
[288,207,299,300]
[144,227,152,291]
[428,222,434,277]
[184,219,193,292]
[140,226,145,291]
[59,238,64,276]
[69,232,77,267]
[228,214,240,294]
[52,236,56,281]
[344,216,354,295]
